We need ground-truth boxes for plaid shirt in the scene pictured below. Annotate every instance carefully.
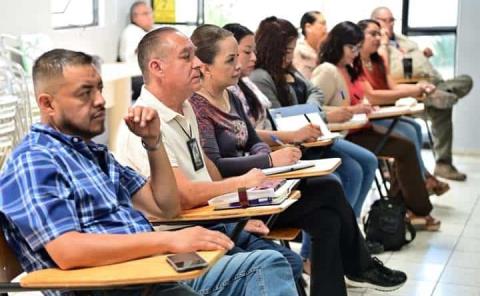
[0,124,151,276]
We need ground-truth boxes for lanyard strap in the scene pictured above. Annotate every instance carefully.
[173,118,193,140]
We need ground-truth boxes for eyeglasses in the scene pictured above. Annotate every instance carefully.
[375,17,395,23]
[345,44,361,54]
[366,30,382,37]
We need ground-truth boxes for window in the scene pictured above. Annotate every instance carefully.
[51,0,99,30]
[403,0,458,79]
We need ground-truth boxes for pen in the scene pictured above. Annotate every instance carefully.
[340,90,346,100]
[304,114,312,123]
[270,134,287,146]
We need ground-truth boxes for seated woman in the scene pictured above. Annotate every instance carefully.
[248,17,378,221]
[357,19,449,196]
[310,21,441,230]
[247,16,381,260]
[189,23,407,296]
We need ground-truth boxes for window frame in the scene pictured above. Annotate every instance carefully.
[51,0,100,30]
[401,0,457,36]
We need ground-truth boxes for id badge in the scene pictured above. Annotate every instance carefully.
[187,138,204,171]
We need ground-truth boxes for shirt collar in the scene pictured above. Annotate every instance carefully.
[31,123,107,152]
[136,86,192,123]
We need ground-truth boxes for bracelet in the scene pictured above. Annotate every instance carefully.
[141,135,162,151]
[267,153,273,167]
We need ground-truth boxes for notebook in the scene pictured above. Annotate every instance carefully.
[273,112,340,141]
[261,160,316,176]
[208,179,300,210]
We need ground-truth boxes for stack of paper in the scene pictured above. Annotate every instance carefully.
[208,179,300,210]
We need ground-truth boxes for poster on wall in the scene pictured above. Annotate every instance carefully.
[153,0,176,23]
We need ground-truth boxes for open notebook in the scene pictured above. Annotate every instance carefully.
[208,179,300,210]
[261,160,316,176]
[273,112,341,141]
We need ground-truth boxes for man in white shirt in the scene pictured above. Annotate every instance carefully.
[115,26,304,282]
[118,1,154,101]
[118,1,154,64]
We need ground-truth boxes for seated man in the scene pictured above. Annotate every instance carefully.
[0,48,298,296]
[115,27,303,281]
[118,1,154,101]
[372,6,473,181]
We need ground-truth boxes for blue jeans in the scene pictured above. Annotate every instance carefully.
[327,139,378,217]
[219,223,303,280]
[89,250,297,296]
[300,139,377,259]
[373,117,426,177]
[187,250,297,295]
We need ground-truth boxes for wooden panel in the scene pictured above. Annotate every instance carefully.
[264,227,301,241]
[21,251,224,288]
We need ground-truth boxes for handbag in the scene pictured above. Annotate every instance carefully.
[363,197,416,251]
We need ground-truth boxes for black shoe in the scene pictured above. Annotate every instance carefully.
[366,240,384,255]
[345,257,407,291]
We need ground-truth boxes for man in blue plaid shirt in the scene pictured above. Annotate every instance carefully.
[0,49,297,296]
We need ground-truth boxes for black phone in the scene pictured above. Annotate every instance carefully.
[166,252,208,272]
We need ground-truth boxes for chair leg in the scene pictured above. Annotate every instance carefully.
[296,278,308,296]
[424,118,437,160]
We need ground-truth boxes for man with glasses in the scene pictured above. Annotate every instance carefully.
[371,6,473,181]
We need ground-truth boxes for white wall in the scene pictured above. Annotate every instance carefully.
[454,0,480,154]
[0,0,138,62]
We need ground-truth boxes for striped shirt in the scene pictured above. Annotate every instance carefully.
[0,124,150,276]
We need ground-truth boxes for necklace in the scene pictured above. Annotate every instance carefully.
[201,88,230,112]
[362,59,373,71]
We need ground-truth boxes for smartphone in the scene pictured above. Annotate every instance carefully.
[166,252,208,272]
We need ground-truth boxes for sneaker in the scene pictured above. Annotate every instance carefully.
[366,240,384,255]
[434,163,467,181]
[345,257,407,291]
[424,89,458,109]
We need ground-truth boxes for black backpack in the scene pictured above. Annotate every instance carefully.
[363,197,416,251]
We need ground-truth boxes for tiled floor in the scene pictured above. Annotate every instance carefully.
[295,153,480,296]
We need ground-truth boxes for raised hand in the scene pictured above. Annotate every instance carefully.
[124,106,161,147]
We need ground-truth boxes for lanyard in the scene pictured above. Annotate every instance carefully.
[173,118,193,140]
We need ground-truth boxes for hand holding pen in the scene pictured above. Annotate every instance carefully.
[269,134,302,166]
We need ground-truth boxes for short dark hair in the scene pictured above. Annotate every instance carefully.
[32,49,94,95]
[137,27,179,83]
[190,24,233,65]
[300,11,321,36]
[255,16,298,106]
[223,23,262,121]
[130,1,147,24]
[222,23,253,44]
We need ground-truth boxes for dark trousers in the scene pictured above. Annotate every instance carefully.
[272,174,372,296]
[347,125,432,216]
